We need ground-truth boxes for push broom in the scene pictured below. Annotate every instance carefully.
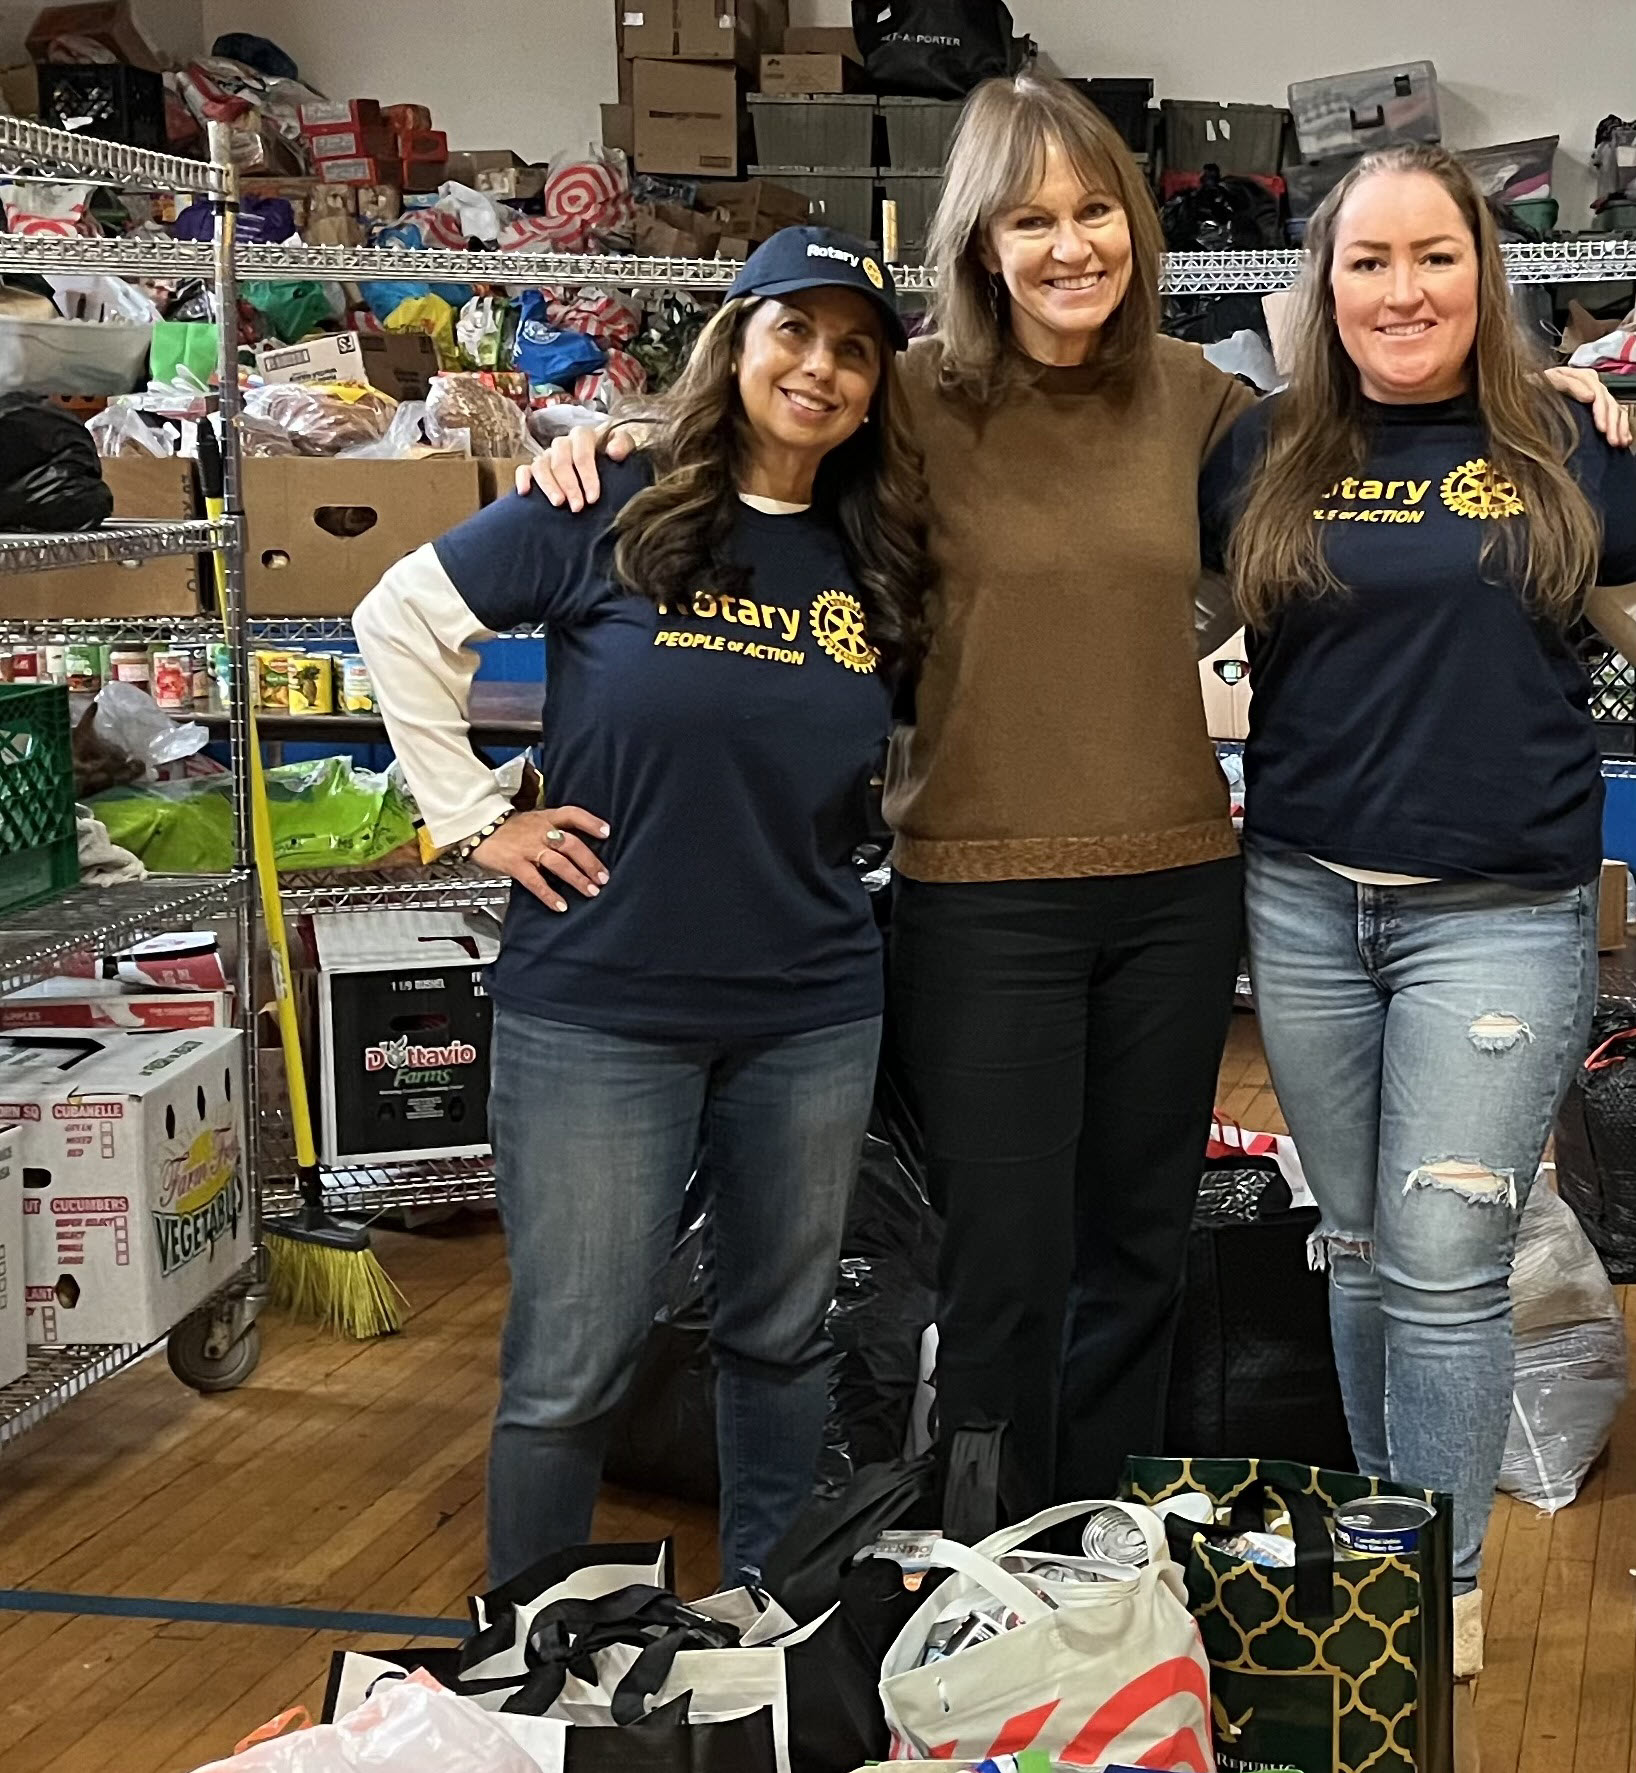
[198,418,404,1338]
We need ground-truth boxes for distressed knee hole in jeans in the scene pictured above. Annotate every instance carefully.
[1405,1158,1518,1208]
[1468,1011,1532,1053]
[1308,1230,1373,1272]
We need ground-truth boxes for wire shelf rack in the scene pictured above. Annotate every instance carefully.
[0,874,245,997]
[0,115,225,195]
[0,520,228,576]
[278,869,513,916]
[0,1343,153,1448]
[261,1156,498,1217]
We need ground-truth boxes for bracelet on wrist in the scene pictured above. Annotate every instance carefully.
[450,808,515,861]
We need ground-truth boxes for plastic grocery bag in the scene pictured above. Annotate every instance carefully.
[189,1671,539,1772]
[93,682,208,779]
[150,320,220,388]
[87,399,175,456]
[1499,1185,1628,1512]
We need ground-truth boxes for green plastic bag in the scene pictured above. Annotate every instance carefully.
[243,281,339,346]
[92,757,417,874]
[149,320,219,388]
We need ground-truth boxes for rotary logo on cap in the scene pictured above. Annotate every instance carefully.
[863,257,885,289]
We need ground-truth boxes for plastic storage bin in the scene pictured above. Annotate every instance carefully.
[1460,136,1558,203]
[1288,61,1439,162]
[749,167,876,239]
[0,683,79,918]
[1160,100,1287,175]
[1284,152,1360,218]
[1068,78,1154,154]
[0,317,152,396]
[38,61,166,150]
[880,174,942,262]
[747,95,876,169]
[879,97,963,169]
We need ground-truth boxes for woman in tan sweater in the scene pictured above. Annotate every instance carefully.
[522,74,1615,1518]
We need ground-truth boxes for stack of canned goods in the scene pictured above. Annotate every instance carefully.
[251,650,375,716]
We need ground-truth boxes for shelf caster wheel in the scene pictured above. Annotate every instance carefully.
[167,1312,261,1394]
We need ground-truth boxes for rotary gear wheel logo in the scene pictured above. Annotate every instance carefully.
[1440,457,1526,520]
[810,590,879,673]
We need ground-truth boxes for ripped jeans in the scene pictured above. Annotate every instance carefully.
[1245,850,1597,1592]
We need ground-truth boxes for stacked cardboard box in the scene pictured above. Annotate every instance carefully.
[299,97,449,204]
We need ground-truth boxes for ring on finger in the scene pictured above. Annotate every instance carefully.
[545,827,567,846]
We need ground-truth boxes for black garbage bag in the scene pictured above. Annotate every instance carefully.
[852,0,1031,99]
[0,395,112,531]
[1161,165,1284,252]
[1555,1005,1636,1284]
[1166,1151,1356,1471]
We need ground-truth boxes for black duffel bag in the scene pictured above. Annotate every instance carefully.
[851,0,1031,99]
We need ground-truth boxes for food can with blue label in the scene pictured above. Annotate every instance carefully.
[1332,1496,1436,1559]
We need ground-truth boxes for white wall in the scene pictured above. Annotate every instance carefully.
[0,0,202,65]
[200,0,615,166]
[795,0,1636,223]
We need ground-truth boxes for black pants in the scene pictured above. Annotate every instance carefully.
[890,858,1244,1512]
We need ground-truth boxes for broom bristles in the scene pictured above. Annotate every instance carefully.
[267,1232,406,1339]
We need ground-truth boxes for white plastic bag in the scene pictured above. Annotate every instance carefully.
[189,1672,540,1772]
[87,398,175,457]
[338,400,430,459]
[47,275,163,324]
[94,681,208,779]
[1500,1186,1629,1512]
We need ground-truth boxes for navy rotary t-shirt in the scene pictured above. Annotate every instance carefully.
[1200,396,1636,887]
[433,456,892,1038]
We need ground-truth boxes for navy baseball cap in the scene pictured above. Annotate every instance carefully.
[726,224,908,352]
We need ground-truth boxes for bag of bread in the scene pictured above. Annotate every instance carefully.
[241,382,398,456]
[424,373,530,458]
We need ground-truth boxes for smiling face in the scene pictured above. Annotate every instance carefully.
[734,286,883,493]
[979,138,1134,368]
[1329,168,1479,404]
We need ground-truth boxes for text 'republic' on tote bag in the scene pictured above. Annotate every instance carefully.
[1122,1457,1453,1773]
[878,1500,1214,1769]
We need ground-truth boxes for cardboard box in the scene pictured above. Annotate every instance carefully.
[477,456,534,506]
[307,125,395,163]
[397,128,448,163]
[255,330,440,401]
[313,911,500,1166]
[0,980,231,1033]
[319,156,396,187]
[244,457,482,615]
[633,60,741,177]
[1601,860,1629,952]
[697,175,810,240]
[300,98,382,133]
[8,456,202,621]
[636,199,722,256]
[444,150,547,201]
[27,1,159,71]
[759,53,863,94]
[782,24,861,59]
[399,158,449,195]
[602,103,635,156]
[1,63,40,118]
[1200,630,1251,742]
[0,1028,249,1346]
[621,0,760,67]
[0,1126,24,1386]
[356,183,403,226]
[383,103,433,134]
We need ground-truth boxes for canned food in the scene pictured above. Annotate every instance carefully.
[288,652,334,715]
[10,646,39,684]
[65,642,101,695]
[152,650,193,712]
[255,650,291,710]
[1080,1504,1153,1571]
[109,646,151,688]
[0,652,13,683]
[1333,1496,1436,1559]
[340,654,375,714]
[209,643,233,712]
[189,648,211,709]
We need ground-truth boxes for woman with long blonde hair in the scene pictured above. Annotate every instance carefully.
[1202,142,1636,1694]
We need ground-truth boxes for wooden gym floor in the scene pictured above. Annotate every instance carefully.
[0,1011,1630,1772]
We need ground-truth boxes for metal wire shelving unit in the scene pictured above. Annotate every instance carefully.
[0,119,262,1450]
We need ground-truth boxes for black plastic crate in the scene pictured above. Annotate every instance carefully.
[1066,77,1155,154]
[38,62,166,151]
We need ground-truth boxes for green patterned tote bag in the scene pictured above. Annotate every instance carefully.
[1121,1456,1453,1773]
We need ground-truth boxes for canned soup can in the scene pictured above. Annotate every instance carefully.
[1333,1496,1436,1558]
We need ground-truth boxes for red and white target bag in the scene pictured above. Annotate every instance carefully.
[879,1501,1214,1771]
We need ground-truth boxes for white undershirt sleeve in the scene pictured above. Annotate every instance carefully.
[351,544,516,850]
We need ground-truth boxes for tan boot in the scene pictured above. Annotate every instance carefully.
[1453,1590,1484,1773]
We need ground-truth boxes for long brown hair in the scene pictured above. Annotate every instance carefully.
[1230,142,1600,628]
[610,296,930,678]
[926,71,1164,405]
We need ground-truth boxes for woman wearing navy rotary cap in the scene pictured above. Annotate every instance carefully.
[353,226,930,1587]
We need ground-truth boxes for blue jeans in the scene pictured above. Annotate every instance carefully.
[486,1005,880,1590]
[1244,851,1597,1592]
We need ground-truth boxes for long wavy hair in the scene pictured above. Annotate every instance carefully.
[926,71,1164,405]
[1229,142,1601,629]
[609,296,930,679]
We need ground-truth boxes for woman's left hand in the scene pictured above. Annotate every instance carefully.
[1544,365,1633,449]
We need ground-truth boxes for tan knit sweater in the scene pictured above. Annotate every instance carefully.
[884,334,1257,881]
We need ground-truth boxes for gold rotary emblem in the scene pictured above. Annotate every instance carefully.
[1440,457,1525,520]
[862,256,885,289]
[810,590,879,673]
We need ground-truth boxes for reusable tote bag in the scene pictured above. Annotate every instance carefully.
[878,1501,1214,1769]
[1122,1458,1453,1773]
